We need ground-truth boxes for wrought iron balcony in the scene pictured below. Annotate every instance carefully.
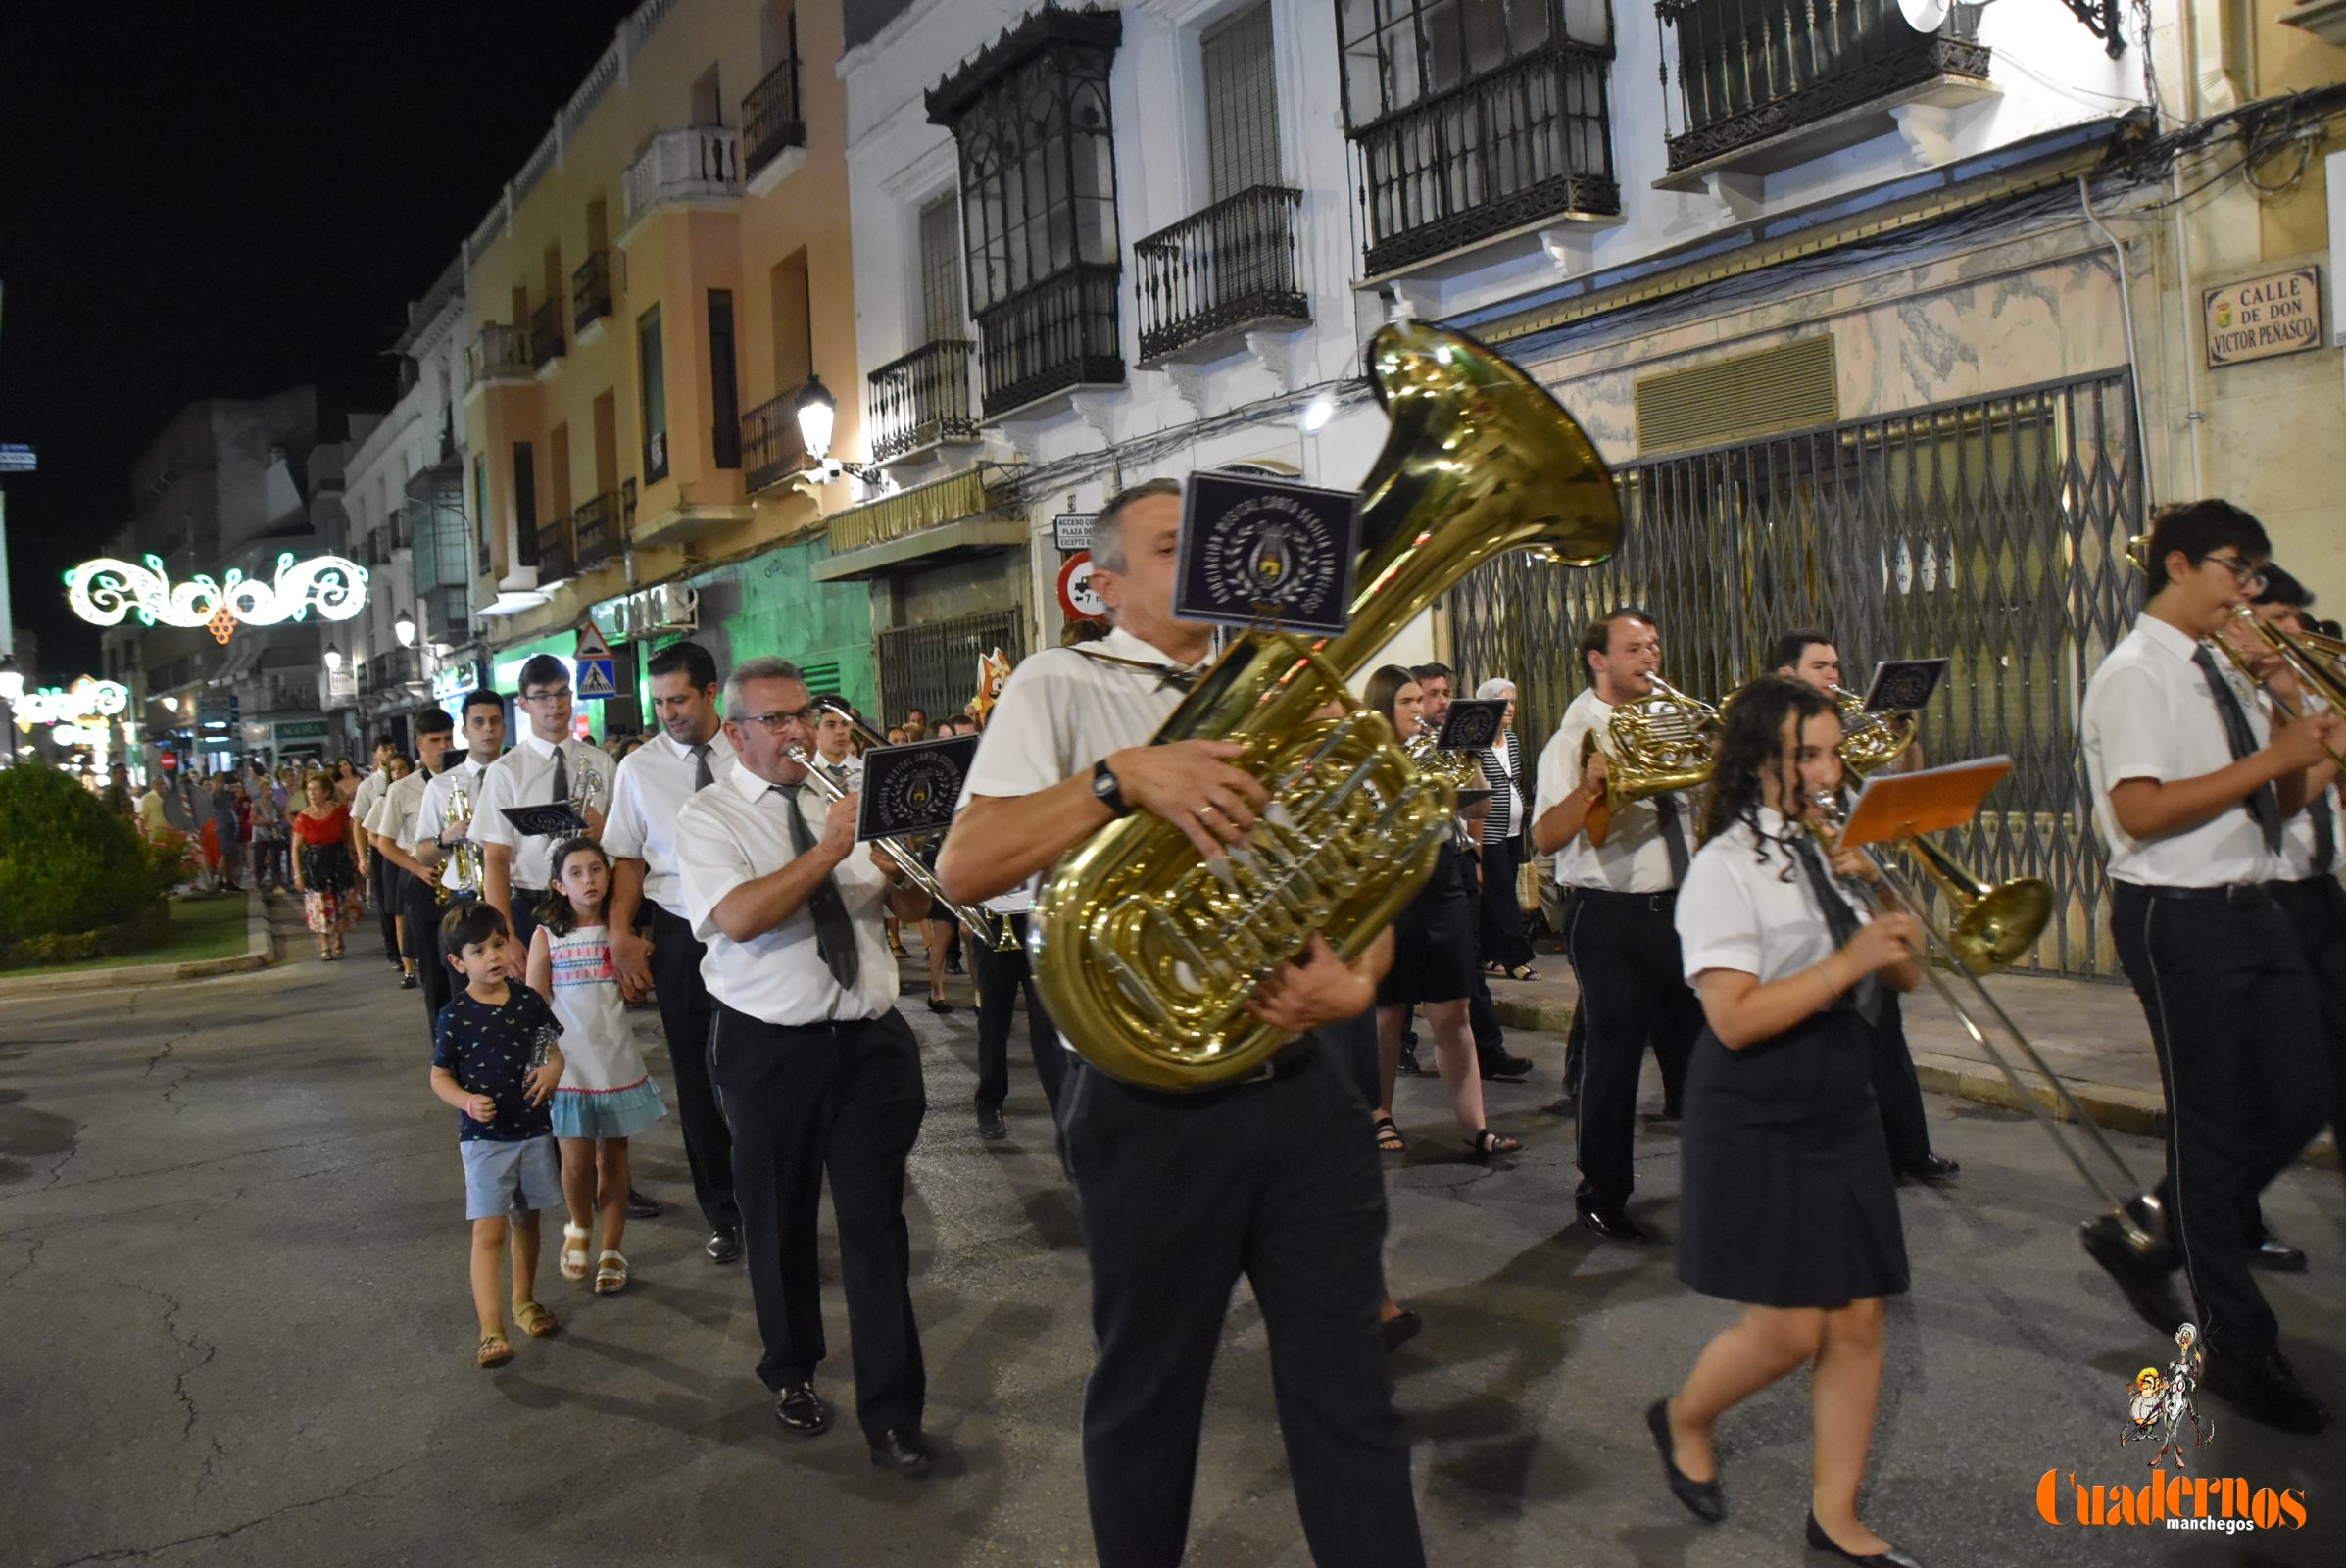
[534,514,575,585]
[623,126,743,225]
[973,263,1124,417]
[1136,185,1309,364]
[1350,41,1619,279]
[572,249,613,334]
[868,340,978,462]
[572,492,618,573]
[468,324,534,385]
[530,298,565,369]
[1657,0,1990,175]
[741,392,807,494]
[418,584,470,647]
[386,507,411,552]
[742,52,806,181]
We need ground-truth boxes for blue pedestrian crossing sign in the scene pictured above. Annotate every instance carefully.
[574,622,617,701]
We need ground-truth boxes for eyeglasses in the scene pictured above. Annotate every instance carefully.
[521,687,573,704]
[740,707,821,735]
[2204,554,2268,594]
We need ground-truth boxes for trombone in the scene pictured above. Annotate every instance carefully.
[1802,790,2154,1245]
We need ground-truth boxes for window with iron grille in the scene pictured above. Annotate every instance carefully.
[639,305,669,482]
[1336,0,1619,277]
[927,6,1125,416]
[512,441,539,567]
[1201,2,1281,202]
[918,194,965,344]
[709,290,743,469]
[876,608,1028,733]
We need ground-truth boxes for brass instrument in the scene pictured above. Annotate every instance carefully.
[1030,320,1620,1090]
[785,743,1019,953]
[1581,673,1717,847]
[1404,715,1483,792]
[435,781,483,905]
[1802,791,2149,1240]
[1829,684,1918,778]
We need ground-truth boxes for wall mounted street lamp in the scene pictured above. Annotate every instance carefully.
[794,375,887,487]
[322,645,344,674]
[394,610,416,649]
[0,654,24,705]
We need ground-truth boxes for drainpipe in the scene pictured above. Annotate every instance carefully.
[2078,175,2158,503]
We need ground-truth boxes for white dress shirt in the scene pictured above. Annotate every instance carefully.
[1531,687,1690,893]
[366,768,428,850]
[350,767,391,833]
[2080,615,2279,888]
[1677,807,1872,986]
[602,730,738,917]
[408,755,494,893]
[472,731,612,890]
[675,761,902,1026]
[811,750,863,792]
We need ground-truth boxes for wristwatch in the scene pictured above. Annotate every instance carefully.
[1092,758,1130,816]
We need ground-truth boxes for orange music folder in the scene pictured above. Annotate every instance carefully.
[1834,756,2012,850]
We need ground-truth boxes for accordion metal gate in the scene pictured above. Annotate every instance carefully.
[1446,369,2146,978]
[875,608,1028,732]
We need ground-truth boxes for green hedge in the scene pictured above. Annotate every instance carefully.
[0,767,176,948]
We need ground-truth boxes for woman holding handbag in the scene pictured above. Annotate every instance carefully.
[1470,678,1539,980]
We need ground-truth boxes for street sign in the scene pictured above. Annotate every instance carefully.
[576,657,618,700]
[573,621,612,661]
[0,444,34,473]
[1057,551,1104,620]
[1053,512,1097,552]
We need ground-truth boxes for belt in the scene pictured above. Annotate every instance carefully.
[1076,1040,1320,1102]
[2117,881,2273,907]
[1570,886,1679,913]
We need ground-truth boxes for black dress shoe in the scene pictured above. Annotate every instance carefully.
[1395,1046,1424,1077]
[1897,1154,1960,1182]
[399,972,418,990]
[1577,1202,1658,1243]
[1645,1397,1724,1523]
[2199,1346,2331,1434]
[1380,1310,1423,1352]
[2250,1235,2309,1273]
[773,1382,832,1436]
[926,996,953,1015]
[625,1187,662,1219]
[2078,1211,2186,1335]
[1479,1050,1534,1082]
[1539,1093,1577,1117]
[867,1427,935,1478]
[977,1105,1008,1141]
[1804,1510,1922,1567]
[705,1228,741,1265]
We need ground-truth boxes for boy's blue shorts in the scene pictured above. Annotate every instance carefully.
[459,1135,562,1222]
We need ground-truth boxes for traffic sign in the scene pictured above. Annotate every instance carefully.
[1057,551,1104,620]
[1053,512,1097,552]
[573,622,612,661]
[576,656,618,701]
[0,444,35,473]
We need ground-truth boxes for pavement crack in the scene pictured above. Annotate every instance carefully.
[38,1458,417,1567]
[0,1234,45,1295]
[122,1284,219,1441]
[41,1124,86,1191]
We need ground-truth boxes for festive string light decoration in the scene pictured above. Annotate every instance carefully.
[66,552,368,644]
[15,676,131,725]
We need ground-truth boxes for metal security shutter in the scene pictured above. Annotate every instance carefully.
[876,608,1028,730]
[1201,2,1281,202]
[919,194,965,344]
[1446,369,2146,979]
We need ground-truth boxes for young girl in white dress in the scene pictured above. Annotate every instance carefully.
[528,837,665,1295]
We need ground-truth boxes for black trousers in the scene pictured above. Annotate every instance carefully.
[1455,848,1513,1068]
[1868,995,1937,1169]
[1061,1045,1424,1568]
[643,901,737,1232]
[709,1004,926,1438]
[1477,834,1537,970]
[2111,882,2331,1356]
[506,886,546,960]
[2268,875,2346,1146]
[1564,887,1700,1210]
[402,872,461,1030]
[971,912,1066,1115]
[371,854,401,960]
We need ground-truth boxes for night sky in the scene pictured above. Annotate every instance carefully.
[0,0,640,675]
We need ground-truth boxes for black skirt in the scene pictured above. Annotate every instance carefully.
[299,840,360,897]
[1377,840,1478,1008]
[1676,1007,1909,1309]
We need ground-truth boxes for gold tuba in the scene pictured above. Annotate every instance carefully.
[1029,322,1620,1089]
[436,781,483,906]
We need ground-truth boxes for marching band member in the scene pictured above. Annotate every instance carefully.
[405,691,504,1031]
[1649,674,1925,1563]
[1772,628,1958,1185]
[473,654,610,966]
[674,656,937,1475]
[2077,500,2335,1435]
[1530,608,1701,1243]
[365,708,458,995]
[939,478,1424,1568]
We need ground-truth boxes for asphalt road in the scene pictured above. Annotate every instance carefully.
[3,907,2342,1567]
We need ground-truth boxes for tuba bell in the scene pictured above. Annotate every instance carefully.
[1029,322,1620,1089]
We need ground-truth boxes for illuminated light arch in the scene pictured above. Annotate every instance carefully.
[15,677,132,725]
[66,553,368,643]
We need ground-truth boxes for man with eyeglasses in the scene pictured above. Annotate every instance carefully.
[472,654,611,969]
[674,656,937,1477]
[2077,499,2339,1435]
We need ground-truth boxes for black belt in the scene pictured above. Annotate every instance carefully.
[2115,881,2272,907]
[1073,1040,1320,1103]
[1570,886,1679,914]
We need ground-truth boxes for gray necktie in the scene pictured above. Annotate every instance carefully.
[1655,793,1691,885]
[549,746,569,810]
[776,786,859,992]
[1789,832,1884,1024]
[2189,646,2282,854]
[691,744,714,792]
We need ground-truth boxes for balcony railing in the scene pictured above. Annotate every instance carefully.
[530,298,565,369]
[1351,41,1619,278]
[868,341,978,462]
[742,52,806,179]
[572,492,619,572]
[418,584,469,646]
[572,249,613,334]
[742,392,808,494]
[468,324,534,384]
[623,126,742,224]
[386,507,411,553]
[1658,0,1988,172]
[973,263,1124,417]
[1135,185,1309,364]
[534,514,575,585]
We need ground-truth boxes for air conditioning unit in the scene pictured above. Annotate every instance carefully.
[647,582,699,633]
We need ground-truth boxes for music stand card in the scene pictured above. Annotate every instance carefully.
[1435,699,1506,752]
[855,735,979,843]
[1834,756,2012,851]
[499,804,586,839]
[1171,470,1360,635]
[1860,658,1949,713]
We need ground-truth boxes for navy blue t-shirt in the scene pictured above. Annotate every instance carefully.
[431,984,563,1143]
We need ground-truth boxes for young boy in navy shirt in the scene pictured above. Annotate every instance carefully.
[429,903,567,1367]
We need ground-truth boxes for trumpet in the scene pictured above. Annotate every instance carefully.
[1803,790,2152,1245]
[1583,672,1716,846]
[435,781,483,905]
[785,740,1019,954]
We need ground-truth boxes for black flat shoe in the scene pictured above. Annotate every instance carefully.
[1577,1202,1658,1244]
[398,972,418,990]
[1897,1154,1959,1183]
[1394,1047,1423,1077]
[1478,1050,1534,1082]
[1645,1398,1723,1523]
[705,1228,741,1265]
[1805,1511,1921,1567]
[625,1187,662,1219]
[774,1382,831,1436]
[2078,1211,2186,1336]
[927,995,953,1014]
[977,1105,1008,1141]
[867,1427,935,1479]
[1380,1310,1423,1352]
[2199,1346,2331,1433]
[2251,1235,2309,1273]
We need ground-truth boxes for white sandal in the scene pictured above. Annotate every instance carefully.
[594,1250,629,1295]
[559,1223,591,1282]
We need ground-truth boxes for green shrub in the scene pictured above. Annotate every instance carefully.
[0,767,171,945]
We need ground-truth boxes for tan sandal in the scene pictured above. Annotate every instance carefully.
[559,1222,591,1282]
[513,1299,561,1338]
[594,1250,629,1294]
[476,1332,514,1369]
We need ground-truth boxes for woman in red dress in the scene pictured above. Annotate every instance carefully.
[290,775,366,959]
